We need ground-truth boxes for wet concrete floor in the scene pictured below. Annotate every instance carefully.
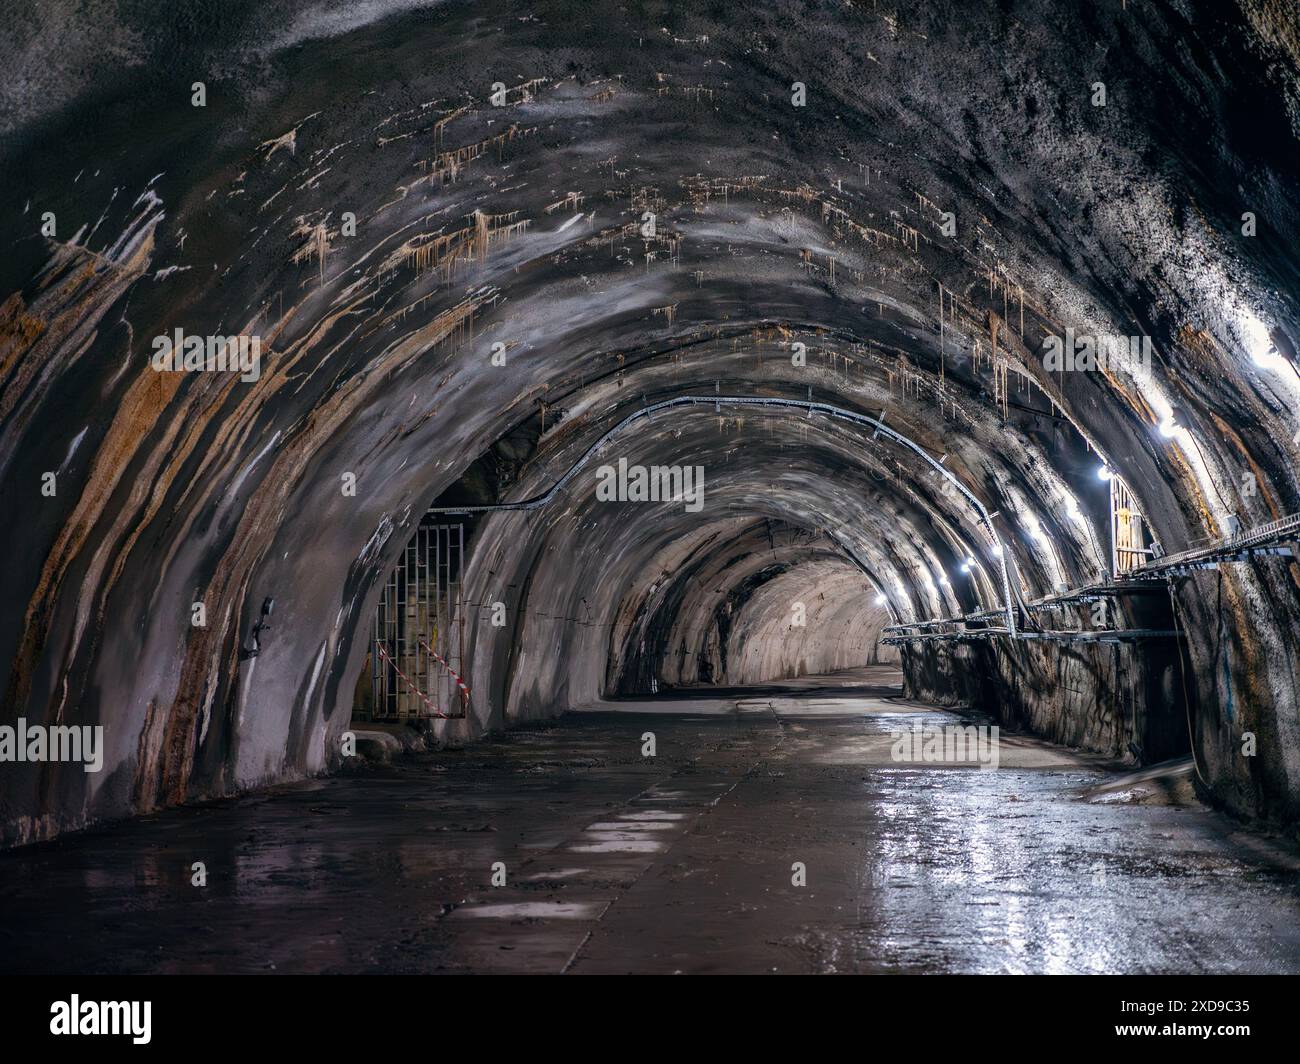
[3,668,1299,974]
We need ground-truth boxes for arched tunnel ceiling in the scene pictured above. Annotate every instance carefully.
[0,0,1298,842]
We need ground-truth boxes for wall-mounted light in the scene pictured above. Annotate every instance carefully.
[1158,405,1186,438]
[1097,464,1113,481]
[1241,309,1287,370]
[874,593,887,606]
[1250,345,1285,370]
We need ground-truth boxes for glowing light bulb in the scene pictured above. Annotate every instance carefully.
[1158,404,1188,438]
[1097,464,1113,481]
[874,593,887,606]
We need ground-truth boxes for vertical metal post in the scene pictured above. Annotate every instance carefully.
[435,526,443,713]
[422,523,430,717]
[1110,475,1119,578]
[389,564,398,716]
[457,522,465,714]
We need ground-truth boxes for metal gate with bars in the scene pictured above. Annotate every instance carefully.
[370,522,467,720]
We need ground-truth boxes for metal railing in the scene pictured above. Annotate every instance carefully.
[1131,510,1300,578]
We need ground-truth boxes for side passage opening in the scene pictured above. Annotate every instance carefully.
[357,521,468,721]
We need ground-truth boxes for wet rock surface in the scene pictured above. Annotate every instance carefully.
[3,671,1297,974]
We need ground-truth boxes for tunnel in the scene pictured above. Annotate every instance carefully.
[1,0,1300,994]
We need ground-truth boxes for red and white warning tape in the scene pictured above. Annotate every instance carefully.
[374,641,448,718]
[421,639,471,708]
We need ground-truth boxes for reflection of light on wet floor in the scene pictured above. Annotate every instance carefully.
[618,811,685,821]
[865,771,1129,973]
[453,902,600,919]
[570,839,666,853]
[519,868,589,881]
[565,804,691,852]
[756,696,935,718]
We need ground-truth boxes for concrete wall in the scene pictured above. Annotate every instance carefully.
[901,637,1187,762]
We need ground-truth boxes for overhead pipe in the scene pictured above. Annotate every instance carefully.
[426,394,1019,636]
